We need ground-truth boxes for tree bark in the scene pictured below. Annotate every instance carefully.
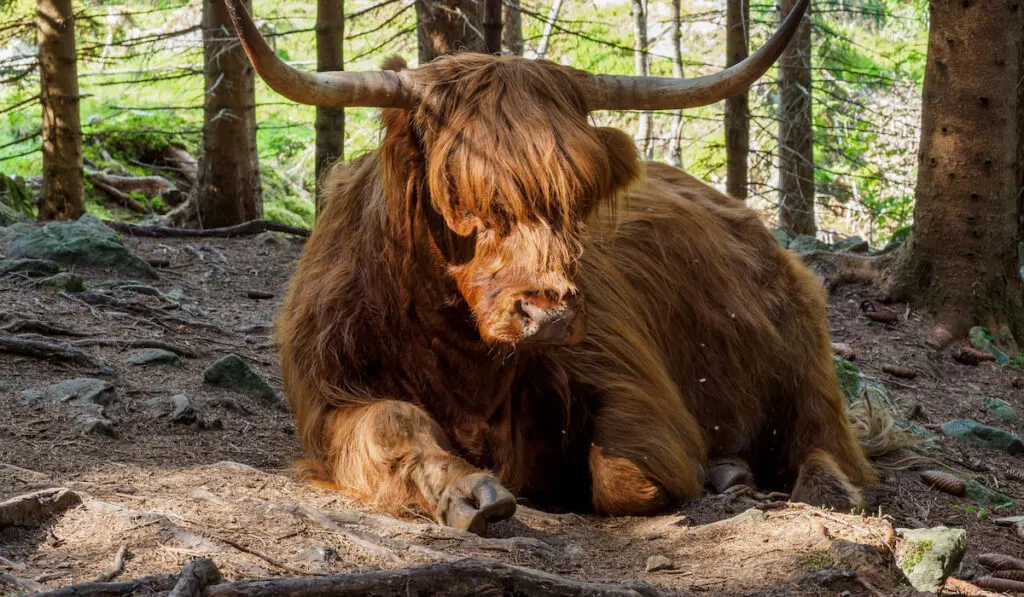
[535,0,563,59]
[197,0,262,228]
[666,0,684,167]
[888,0,1024,343]
[502,0,523,55]
[776,0,814,235]
[483,0,502,54]
[37,0,84,221]
[631,0,652,160]
[725,0,749,200]
[315,0,345,219]
[416,0,486,63]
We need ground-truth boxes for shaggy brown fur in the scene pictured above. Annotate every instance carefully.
[276,54,884,530]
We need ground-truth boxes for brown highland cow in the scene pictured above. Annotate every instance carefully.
[223,0,896,534]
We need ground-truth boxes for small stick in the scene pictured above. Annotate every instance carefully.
[92,545,128,582]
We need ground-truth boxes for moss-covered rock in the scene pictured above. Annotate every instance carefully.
[895,527,966,593]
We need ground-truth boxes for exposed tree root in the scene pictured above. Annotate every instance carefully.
[88,175,149,214]
[93,545,128,582]
[0,319,87,337]
[169,558,223,597]
[799,250,892,293]
[32,573,178,597]
[0,336,116,375]
[71,337,198,358]
[0,571,44,592]
[103,219,310,239]
[0,488,81,528]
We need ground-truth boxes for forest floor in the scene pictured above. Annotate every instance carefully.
[1,230,1022,596]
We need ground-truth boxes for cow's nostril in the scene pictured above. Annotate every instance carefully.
[515,299,532,321]
[562,291,579,309]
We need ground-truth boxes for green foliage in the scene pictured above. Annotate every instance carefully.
[901,539,932,573]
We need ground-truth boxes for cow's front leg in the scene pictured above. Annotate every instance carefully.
[322,400,516,534]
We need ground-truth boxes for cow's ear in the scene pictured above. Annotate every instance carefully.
[594,127,641,193]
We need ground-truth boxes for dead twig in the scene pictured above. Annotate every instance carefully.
[92,545,128,582]
[0,336,116,375]
[104,219,309,239]
[0,488,81,528]
[168,557,223,597]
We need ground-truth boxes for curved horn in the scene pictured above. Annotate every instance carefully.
[220,0,419,108]
[588,0,810,111]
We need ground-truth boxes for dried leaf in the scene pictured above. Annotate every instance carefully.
[864,311,899,325]
[953,346,998,366]
[978,553,1024,571]
[882,365,918,379]
[975,576,1024,593]
[920,470,966,497]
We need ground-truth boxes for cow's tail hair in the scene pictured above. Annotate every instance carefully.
[845,392,922,470]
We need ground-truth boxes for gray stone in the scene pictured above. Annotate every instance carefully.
[985,396,1018,422]
[74,413,115,436]
[644,555,674,572]
[895,526,967,593]
[35,272,85,292]
[725,508,766,524]
[941,418,1024,456]
[831,236,869,253]
[0,258,61,278]
[146,394,197,424]
[203,354,282,408]
[297,543,338,565]
[21,378,115,408]
[789,235,830,254]
[6,214,158,280]
[126,348,181,368]
[772,228,791,248]
[255,231,290,248]
[968,326,1010,365]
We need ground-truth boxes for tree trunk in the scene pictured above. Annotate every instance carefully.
[888,0,1024,343]
[776,0,814,235]
[666,0,684,168]
[535,0,563,59]
[37,0,84,221]
[631,0,652,160]
[483,0,502,54]
[724,0,749,200]
[502,0,523,56]
[315,0,345,219]
[416,0,486,63]
[197,0,262,228]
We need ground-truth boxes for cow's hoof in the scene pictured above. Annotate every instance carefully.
[436,472,516,535]
[709,459,754,494]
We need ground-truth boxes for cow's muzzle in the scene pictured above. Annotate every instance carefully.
[516,290,582,346]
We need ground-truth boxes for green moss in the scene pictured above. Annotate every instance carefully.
[901,540,932,573]
[802,550,834,572]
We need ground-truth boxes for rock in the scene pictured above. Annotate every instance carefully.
[895,526,967,593]
[772,229,791,248]
[203,354,282,408]
[828,539,895,591]
[6,214,158,280]
[962,478,1015,508]
[126,348,181,368]
[725,508,766,524]
[0,201,18,227]
[35,272,85,292]
[21,378,115,407]
[985,397,1018,422]
[941,418,1024,456]
[0,258,61,278]
[165,287,184,302]
[74,413,115,436]
[644,555,674,572]
[297,543,338,565]
[968,326,1010,365]
[789,235,830,254]
[146,394,197,424]
[831,236,869,253]
[255,231,290,248]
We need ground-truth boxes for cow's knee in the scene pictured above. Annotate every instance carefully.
[589,446,689,516]
[791,449,863,511]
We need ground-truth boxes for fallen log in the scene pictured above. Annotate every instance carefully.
[103,219,310,239]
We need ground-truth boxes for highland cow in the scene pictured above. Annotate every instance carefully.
[223,0,891,535]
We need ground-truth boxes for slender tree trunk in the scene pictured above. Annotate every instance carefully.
[502,0,523,56]
[37,0,84,221]
[776,0,814,235]
[725,0,749,200]
[416,0,486,63]
[197,0,262,228]
[315,0,345,219]
[666,0,684,168]
[483,0,502,54]
[888,0,1024,343]
[535,0,563,59]
[631,0,652,160]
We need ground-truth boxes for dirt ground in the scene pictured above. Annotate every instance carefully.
[1,231,1022,596]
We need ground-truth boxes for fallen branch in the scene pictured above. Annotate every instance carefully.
[0,488,81,527]
[72,337,198,358]
[169,558,223,597]
[93,545,128,582]
[88,176,149,214]
[0,336,115,375]
[0,571,44,592]
[203,557,674,597]
[104,219,310,239]
[32,573,177,597]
